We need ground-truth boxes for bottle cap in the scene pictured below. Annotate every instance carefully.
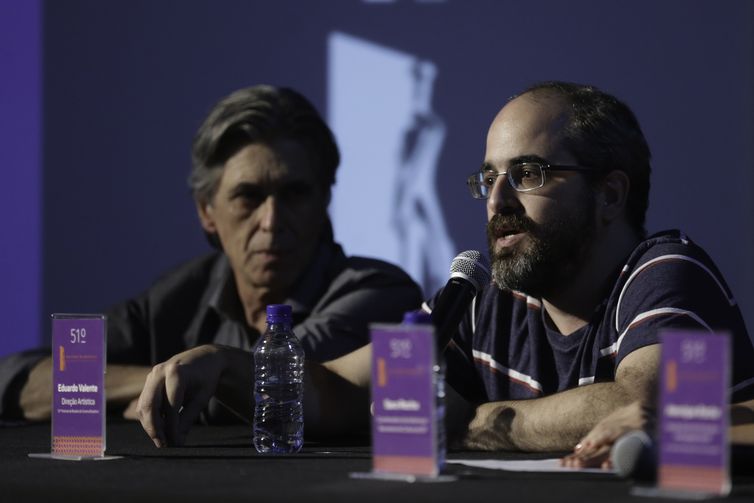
[402,309,432,325]
[266,304,292,324]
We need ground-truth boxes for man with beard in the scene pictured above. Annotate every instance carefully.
[133,81,754,451]
[422,81,754,451]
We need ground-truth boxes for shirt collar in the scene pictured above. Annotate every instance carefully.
[206,236,345,324]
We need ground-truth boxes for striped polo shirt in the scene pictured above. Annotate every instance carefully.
[427,230,754,404]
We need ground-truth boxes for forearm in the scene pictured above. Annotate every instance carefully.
[304,362,370,437]
[19,357,53,421]
[465,381,637,452]
[20,357,150,421]
[106,365,151,409]
[304,344,372,436]
[207,345,371,437]
[464,344,660,452]
[730,399,754,445]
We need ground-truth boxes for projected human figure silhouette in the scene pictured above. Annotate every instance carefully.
[392,61,455,294]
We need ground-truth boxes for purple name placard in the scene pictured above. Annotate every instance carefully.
[370,324,439,476]
[658,330,730,496]
[51,314,106,458]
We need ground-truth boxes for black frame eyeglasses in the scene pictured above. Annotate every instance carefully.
[466,162,596,198]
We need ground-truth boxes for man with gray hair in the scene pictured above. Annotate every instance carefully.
[135,81,754,451]
[1,85,421,426]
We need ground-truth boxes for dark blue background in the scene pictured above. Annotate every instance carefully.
[2,0,753,355]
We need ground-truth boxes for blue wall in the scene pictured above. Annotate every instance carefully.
[1,0,42,356]
[2,0,752,354]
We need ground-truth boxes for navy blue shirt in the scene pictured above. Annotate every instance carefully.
[426,230,754,404]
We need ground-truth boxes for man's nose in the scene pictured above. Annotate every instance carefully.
[259,195,279,231]
[487,174,522,215]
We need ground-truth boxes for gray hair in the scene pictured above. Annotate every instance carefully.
[189,85,340,204]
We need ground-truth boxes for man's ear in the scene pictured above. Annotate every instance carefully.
[598,170,630,223]
[196,199,217,234]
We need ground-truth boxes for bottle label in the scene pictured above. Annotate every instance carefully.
[370,323,439,477]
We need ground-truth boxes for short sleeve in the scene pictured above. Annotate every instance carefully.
[613,243,754,400]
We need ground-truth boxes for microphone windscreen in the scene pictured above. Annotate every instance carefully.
[611,430,654,478]
[449,250,490,291]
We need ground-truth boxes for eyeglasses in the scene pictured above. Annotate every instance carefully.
[466,162,596,198]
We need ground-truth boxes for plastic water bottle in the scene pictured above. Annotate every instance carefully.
[402,310,446,470]
[253,304,305,454]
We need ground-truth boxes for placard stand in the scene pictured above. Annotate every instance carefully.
[633,330,730,499]
[350,323,455,483]
[28,314,120,461]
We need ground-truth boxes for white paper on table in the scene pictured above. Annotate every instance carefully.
[448,458,615,474]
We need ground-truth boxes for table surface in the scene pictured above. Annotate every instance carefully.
[1,420,752,503]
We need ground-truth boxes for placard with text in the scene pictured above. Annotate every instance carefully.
[658,330,730,496]
[370,323,439,477]
[51,314,106,458]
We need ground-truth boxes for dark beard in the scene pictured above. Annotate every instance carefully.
[487,197,596,298]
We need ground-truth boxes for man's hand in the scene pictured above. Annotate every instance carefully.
[561,401,653,469]
[19,357,54,421]
[560,398,754,468]
[123,398,140,420]
[137,345,228,447]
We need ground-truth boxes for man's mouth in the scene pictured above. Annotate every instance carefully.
[493,230,526,248]
[251,249,289,262]
[488,214,533,252]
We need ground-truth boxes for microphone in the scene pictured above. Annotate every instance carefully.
[431,250,490,352]
[610,430,657,481]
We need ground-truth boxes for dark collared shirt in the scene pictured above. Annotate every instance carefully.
[0,239,422,420]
